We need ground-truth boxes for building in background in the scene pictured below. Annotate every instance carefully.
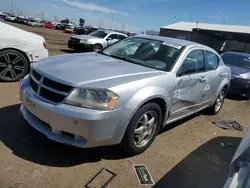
[160,22,250,53]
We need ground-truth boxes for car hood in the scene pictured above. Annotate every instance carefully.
[227,64,250,77]
[71,34,101,40]
[34,52,165,88]
[0,21,45,41]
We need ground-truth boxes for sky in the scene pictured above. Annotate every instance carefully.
[1,0,250,32]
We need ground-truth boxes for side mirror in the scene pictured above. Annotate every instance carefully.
[106,37,112,41]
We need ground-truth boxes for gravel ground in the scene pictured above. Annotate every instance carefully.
[0,22,250,188]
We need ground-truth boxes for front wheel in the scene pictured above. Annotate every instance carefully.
[93,44,102,52]
[206,88,226,115]
[0,49,29,82]
[121,103,162,155]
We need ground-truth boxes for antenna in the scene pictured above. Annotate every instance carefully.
[111,13,114,29]
[11,0,13,14]
[189,13,192,22]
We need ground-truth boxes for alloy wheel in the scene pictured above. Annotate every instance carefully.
[134,111,158,148]
[93,45,101,52]
[0,52,25,81]
[215,90,225,112]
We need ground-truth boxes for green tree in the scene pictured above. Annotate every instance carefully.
[79,18,85,26]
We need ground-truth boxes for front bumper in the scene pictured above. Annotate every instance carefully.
[20,77,128,148]
[68,40,94,51]
[228,79,250,97]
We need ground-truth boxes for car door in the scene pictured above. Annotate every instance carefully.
[204,50,225,101]
[169,49,208,120]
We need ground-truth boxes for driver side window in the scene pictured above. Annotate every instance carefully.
[177,50,205,76]
[108,34,118,40]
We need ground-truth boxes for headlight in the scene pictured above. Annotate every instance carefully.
[80,39,93,44]
[64,88,119,110]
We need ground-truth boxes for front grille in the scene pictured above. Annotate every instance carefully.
[30,69,73,103]
[70,37,81,44]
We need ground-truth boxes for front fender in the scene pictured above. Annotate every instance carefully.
[125,86,171,121]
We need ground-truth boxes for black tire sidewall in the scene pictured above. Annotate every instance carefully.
[0,49,29,82]
[122,103,162,155]
[93,44,102,52]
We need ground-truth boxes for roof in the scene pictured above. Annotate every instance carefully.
[161,22,250,34]
[135,34,197,46]
[99,29,127,36]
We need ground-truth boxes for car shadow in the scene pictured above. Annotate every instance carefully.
[153,136,242,188]
[0,104,129,167]
[60,49,76,53]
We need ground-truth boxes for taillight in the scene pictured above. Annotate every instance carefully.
[43,41,47,49]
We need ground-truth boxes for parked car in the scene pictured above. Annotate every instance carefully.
[221,51,250,99]
[0,21,48,81]
[5,16,16,22]
[55,23,67,30]
[36,20,46,27]
[74,25,85,34]
[27,20,37,27]
[20,35,231,155]
[224,128,250,188]
[64,24,74,34]
[43,22,55,29]
[68,30,128,52]
[14,16,26,24]
[85,26,98,34]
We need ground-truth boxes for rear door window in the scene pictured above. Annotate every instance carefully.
[205,51,219,70]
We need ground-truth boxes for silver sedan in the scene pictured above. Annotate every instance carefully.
[20,35,231,155]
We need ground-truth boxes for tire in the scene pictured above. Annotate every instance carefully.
[93,44,103,52]
[206,88,226,115]
[0,49,29,82]
[121,103,162,155]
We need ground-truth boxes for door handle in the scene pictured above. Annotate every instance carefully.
[199,77,206,82]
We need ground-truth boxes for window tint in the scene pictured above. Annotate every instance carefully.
[108,34,119,40]
[178,50,205,76]
[205,51,219,70]
[119,35,127,40]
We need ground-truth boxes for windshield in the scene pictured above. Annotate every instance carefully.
[221,53,250,69]
[102,37,183,71]
[89,30,108,38]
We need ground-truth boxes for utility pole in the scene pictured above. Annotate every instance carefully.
[122,24,124,31]
[17,8,19,15]
[42,12,44,20]
[99,20,101,28]
[11,0,13,14]
[174,16,176,23]
[111,13,114,29]
[189,13,192,22]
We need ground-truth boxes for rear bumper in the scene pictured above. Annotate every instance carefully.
[228,79,250,97]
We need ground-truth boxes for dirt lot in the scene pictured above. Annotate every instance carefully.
[0,23,250,188]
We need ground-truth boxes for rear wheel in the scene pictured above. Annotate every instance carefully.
[206,88,226,115]
[121,103,162,155]
[0,49,29,82]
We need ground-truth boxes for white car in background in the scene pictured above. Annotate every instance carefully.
[0,21,48,81]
